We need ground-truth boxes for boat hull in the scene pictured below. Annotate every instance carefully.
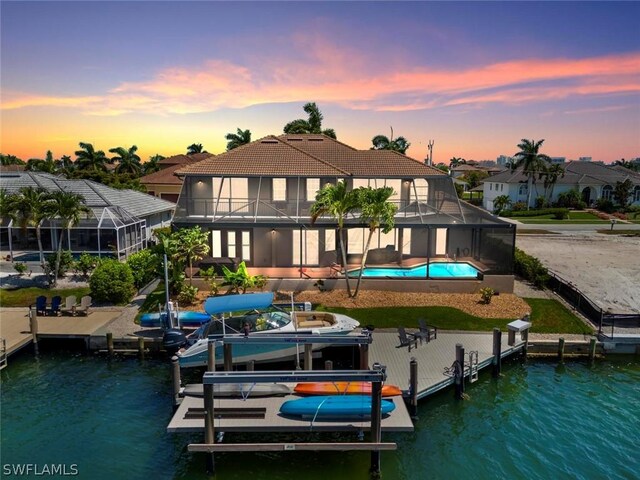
[183,383,291,398]
[294,382,402,397]
[280,395,396,418]
[140,311,210,328]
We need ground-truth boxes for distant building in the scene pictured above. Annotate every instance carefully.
[139,152,213,203]
[549,157,566,164]
[496,155,512,167]
[579,156,592,162]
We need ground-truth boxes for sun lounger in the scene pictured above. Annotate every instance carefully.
[75,295,92,316]
[416,318,438,343]
[60,296,78,316]
[397,327,418,352]
[35,295,47,316]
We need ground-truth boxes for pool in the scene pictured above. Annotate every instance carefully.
[348,262,480,279]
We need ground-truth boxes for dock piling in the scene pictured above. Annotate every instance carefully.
[324,360,333,370]
[207,341,216,372]
[492,328,502,377]
[203,383,215,475]
[369,380,383,477]
[223,344,233,371]
[106,332,114,356]
[558,337,565,362]
[455,344,465,400]
[359,344,369,369]
[304,344,313,370]
[138,337,145,359]
[409,357,418,419]
[29,306,39,355]
[171,355,181,408]
[588,337,597,363]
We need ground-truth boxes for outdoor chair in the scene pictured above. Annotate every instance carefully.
[47,296,62,316]
[35,296,47,316]
[60,296,78,316]
[418,318,438,343]
[397,327,418,352]
[75,296,92,316]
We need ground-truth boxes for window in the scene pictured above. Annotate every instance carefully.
[495,183,499,190]
[293,229,319,265]
[634,186,640,203]
[518,184,528,195]
[352,179,369,189]
[347,228,366,254]
[241,231,251,260]
[602,185,613,201]
[413,179,429,202]
[214,177,248,199]
[211,230,221,257]
[501,184,504,192]
[384,179,401,201]
[325,229,335,251]
[227,231,250,259]
[490,184,492,191]
[402,228,412,255]
[227,231,236,257]
[306,178,320,201]
[273,178,287,201]
[435,228,447,255]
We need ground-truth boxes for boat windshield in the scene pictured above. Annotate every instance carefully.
[203,310,291,336]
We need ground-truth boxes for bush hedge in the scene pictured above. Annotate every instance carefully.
[514,247,549,288]
[126,249,160,290]
[504,208,569,218]
[90,259,135,304]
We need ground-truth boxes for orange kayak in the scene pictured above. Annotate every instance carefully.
[294,382,402,397]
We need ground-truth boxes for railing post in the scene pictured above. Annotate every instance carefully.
[204,382,215,475]
[558,337,565,362]
[588,337,597,364]
[29,306,39,355]
[207,341,216,372]
[223,344,233,371]
[171,355,181,409]
[370,380,382,477]
[304,344,313,370]
[455,344,465,400]
[492,328,502,377]
[409,357,418,418]
[359,344,369,370]
[106,332,114,356]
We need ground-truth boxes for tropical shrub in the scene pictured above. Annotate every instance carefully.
[221,261,267,294]
[200,266,221,294]
[511,201,527,211]
[90,259,135,304]
[177,284,199,305]
[126,249,160,289]
[553,209,569,220]
[595,198,615,214]
[479,287,495,305]
[534,196,546,209]
[74,252,99,279]
[13,262,28,275]
[506,208,569,218]
[493,195,511,215]
[45,251,74,278]
[514,248,549,289]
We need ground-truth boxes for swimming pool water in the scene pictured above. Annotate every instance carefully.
[349,262,480,278]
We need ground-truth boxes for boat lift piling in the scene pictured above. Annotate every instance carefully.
[28,306,39,355]
[189,367,394,477]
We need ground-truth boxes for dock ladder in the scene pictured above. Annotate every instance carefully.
[0,338,7,370]
[468,350,479,383]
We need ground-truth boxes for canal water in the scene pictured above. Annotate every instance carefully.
[1,350,638,479]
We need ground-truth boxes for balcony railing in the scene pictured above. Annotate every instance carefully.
[174,198,456,224]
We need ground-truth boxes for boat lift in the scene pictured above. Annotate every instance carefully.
[190,365,395,476]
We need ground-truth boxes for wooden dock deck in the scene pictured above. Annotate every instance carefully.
[0,308,122,356]
[369,331,524,399]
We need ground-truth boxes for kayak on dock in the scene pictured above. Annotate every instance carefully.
[294,382,402,397]
[280,395,396,418]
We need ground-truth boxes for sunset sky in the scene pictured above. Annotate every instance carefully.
[2,1,639,164]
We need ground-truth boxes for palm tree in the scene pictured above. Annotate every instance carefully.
[370,129,411,154]
[511,139,552,210]
[283,102,337,139]
[449,157,466,168]
[225,128,252,151]
[613,158,639,172]
[109,145,142,175]
[0,154,24,166]
[75,142,109,172]
[55,155,74,175]
[47,191,89,287]
[143,154,164,175]
[493,195,512,215]
[310,180,359,297]
[13,187,53,265]
[352,186,397,298]
[25,151,57,173]
[187,143,205,155]
[540,163,565,204]
[0,189,17,224]
[171,227,210,285]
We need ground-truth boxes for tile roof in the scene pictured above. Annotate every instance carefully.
[176,134,446,178]
[140,163,186,185]
[0,172,175,217]
[158,153,213,166]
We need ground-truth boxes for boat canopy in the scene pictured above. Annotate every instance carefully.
[204,292,275,316]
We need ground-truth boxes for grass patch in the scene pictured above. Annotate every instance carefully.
[524,298,593,334]
[317,298,592,334]
[596,229,640,236]
[514,211,608,224]
[516,229,559,235]
[0,286,91,307]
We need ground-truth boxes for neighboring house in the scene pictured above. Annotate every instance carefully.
[140,153,213,203]
[173,134,515,283]
[482,161,640,212]
[0,172,175,260]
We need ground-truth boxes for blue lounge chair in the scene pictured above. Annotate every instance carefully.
[47,296,62,316]
[35,296,47,316]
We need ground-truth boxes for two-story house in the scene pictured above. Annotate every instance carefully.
[173,134,515,291]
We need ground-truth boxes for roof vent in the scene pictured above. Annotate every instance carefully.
[261,140,278,144]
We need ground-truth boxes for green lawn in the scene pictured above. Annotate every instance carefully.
[0,286,91,307]
[511,211,609,224]
[317,298,592,334]
[516,229,559,235]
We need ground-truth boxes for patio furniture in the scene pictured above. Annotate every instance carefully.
[397,327,418,352]
[35,296,47,316]
[417,318,438,343]
[47,296,62,316]
[60,296,78,316]
[75,296,92,316]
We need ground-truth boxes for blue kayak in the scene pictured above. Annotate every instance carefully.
[139,311,210,328]
[280,395,396,418]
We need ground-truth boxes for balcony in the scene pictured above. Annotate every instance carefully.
[174,198,456,225]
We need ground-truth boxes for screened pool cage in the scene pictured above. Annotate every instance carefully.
[0,206,147,262]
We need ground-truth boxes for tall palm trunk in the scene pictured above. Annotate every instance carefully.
[353,228,375,298]
[52,226,66,287]
[337,228,352,297]
[526,176,533,210]
[36,224,44,265]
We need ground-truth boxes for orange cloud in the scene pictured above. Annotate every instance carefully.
[2,39,639,115]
